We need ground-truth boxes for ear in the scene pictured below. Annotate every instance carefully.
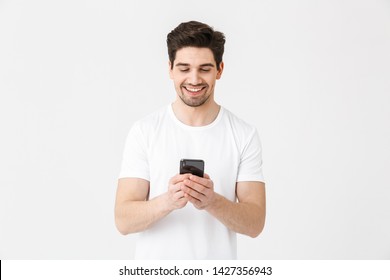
[169,61,173,79]
[216,62,224,80]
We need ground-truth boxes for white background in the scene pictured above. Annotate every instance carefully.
[1,0,389,259]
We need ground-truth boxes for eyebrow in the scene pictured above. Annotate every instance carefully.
[175,63,215,68]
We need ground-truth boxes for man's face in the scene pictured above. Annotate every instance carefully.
[169,47,223,107]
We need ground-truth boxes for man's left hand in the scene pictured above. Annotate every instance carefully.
[181,173,216,210]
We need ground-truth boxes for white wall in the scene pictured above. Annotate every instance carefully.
[1,0,389,259]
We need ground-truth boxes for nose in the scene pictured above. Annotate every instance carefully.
[187,70,202,85]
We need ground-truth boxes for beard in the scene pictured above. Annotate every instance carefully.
[178,84,212,107]
[178,92,211,107]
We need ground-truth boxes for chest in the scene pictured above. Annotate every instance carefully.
[147,124,241,200]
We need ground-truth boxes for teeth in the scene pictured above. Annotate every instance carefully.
[186,87,202,92]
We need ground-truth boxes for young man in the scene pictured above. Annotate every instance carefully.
[115,21,266,259]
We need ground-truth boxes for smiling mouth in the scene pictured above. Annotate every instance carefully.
[182,85,207,95]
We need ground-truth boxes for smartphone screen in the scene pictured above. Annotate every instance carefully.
[180,159,204,177]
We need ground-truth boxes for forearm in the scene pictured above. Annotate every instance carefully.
[115,193,171,235]
[206,193,265,238]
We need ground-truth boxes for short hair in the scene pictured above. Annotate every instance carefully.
[167,21,226,70]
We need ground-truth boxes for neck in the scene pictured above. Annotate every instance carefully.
[172,98,220,127]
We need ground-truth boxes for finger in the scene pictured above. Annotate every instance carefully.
[184,192,201,204]
[168,183,181,192]
[204,173,210,179]
[171,181,190,193]
[182,183,205,200]
[170,173,192,185]
[188,176,211,190]
[184,180,211,195]
[173,191,185,200]
[184,179,206,194]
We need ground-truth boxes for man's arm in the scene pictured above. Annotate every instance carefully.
[182,175,266,237]
[115,174,191,235]
[209,181,266,238]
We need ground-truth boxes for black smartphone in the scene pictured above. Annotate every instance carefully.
[180,159,204,177]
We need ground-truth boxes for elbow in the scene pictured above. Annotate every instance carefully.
[248,218,265,238]
[115,209,134,235]
[115,218,130,235]
[115,211,143,235]
[249,227,263,238]
[250,207,266,238]
[248,227,262,238]
[117,227,129,236]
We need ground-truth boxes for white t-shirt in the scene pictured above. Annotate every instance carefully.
[119,104,264,259]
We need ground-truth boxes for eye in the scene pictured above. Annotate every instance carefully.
[179,68,189,72]
[200,68,211,72]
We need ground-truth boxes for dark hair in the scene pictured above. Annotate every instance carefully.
[167,21,226,70]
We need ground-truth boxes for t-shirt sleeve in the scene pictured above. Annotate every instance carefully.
[118,121,150,181]
[236,128,265,183]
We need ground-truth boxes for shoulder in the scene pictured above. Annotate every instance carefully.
[222,107,257,137]
[131,105,169,133]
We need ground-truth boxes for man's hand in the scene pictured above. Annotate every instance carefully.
[165,174,191,211]
[182,173,216,210]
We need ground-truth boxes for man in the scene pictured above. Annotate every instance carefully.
[115,21,266,259]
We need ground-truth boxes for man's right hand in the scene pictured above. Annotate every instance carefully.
[115,174,192,234]
[165,173,192,211]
